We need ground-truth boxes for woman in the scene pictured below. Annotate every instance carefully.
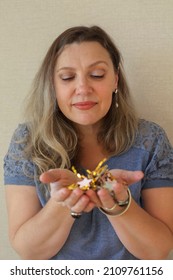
[4,26,173,260]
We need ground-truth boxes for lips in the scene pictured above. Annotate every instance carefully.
[72,101,97,110]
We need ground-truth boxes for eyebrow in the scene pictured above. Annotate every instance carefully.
[56,60,109,72]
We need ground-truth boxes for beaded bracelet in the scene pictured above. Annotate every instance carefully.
[99,188,132,217]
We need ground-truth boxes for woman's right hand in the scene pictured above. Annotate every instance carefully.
[40,169,102,213]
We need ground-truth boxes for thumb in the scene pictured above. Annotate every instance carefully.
[40,168,79,185]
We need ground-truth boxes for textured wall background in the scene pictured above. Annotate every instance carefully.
[0,0,173,259]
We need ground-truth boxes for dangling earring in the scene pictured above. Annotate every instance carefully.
[114,89,119,108]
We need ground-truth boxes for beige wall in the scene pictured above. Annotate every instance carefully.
[0,0,173,259]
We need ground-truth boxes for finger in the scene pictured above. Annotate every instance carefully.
[64,188,83,208]
[40,168,78,185]
[86,189,102,207]
[50,187,71,202]
[70,194,90,213]
[97,188,116,209]
[111,181,129,201]
[83,202,96,213]
[109,169,143,185]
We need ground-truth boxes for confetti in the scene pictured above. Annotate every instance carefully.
[67,159,117,191]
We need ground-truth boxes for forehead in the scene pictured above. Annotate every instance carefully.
[55,42,112,67]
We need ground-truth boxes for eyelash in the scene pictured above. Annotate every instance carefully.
[61,77,74,81]
[91,74,104,79]
[61,74,104,81]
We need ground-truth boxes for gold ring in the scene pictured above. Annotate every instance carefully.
[103,203,117,211]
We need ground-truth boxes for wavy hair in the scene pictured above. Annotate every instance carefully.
[24,26,138,174]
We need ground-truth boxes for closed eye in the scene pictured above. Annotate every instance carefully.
[91,74,104,79]
[61,76,75,81]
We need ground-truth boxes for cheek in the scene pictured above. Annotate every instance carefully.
[56,93,72,119]
[102,90,113,106]
[101,92,113,115]
[55,86,67,106]
[105,96,113,112]
[55,91,65,110]
[56,96,67,112]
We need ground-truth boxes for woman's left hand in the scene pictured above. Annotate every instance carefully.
[93,169,144,210]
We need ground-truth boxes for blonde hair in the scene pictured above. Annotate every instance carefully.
[24,26,138,174]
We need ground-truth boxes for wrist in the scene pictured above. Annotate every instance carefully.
[99,189,131,217]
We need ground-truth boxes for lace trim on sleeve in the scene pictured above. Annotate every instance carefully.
[4,124,35,185]
[136,120,173,187]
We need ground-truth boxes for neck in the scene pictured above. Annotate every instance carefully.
[74,124,108,170]
[75,123,100,141]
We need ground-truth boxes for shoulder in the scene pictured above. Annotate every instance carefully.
[134,119,171,152]
[137,119,166,137]
[11,123,30,141]
[4,123,35,184]
[134,120,173,188]
[8,123,30,155]
[4,124,30,157]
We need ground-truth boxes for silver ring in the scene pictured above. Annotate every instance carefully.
[71,211,82,219]
[117,188,130,207]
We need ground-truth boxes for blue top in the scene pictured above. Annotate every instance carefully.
[3,119,173,260]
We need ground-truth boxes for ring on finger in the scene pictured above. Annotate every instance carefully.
[103,202,117,211]
[70,211,82,219]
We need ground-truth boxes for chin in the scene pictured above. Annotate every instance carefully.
[74,118,102,127]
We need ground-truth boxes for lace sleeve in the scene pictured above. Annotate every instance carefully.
[3,124,36,186]
[141,121,173,188]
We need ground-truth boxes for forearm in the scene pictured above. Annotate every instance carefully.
[11,198,74,259]
[109,199,173,259]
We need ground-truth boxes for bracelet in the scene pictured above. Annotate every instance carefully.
[99,189,132,217]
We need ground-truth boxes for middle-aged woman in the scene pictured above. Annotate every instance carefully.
[4,25,173,260]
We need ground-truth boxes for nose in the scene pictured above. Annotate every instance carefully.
[75,75,92,95]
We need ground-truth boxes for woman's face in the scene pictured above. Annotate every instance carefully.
[54,41,118,128]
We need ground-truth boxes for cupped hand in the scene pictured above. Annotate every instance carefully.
[97,169,144,210]
[40,168,143,213]
[40,168,101,213]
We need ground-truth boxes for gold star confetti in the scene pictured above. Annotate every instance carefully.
[67,158,116,191]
